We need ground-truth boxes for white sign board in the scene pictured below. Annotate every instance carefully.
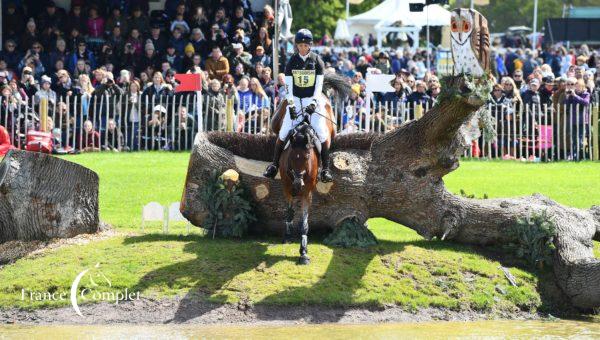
[366,73,396,94]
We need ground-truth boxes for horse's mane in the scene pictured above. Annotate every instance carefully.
[206,132,379,162]
[323,73,353,101]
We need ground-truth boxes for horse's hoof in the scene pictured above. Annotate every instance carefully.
[298,256,310,265]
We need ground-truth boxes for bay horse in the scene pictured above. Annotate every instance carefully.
[271,73,351,265]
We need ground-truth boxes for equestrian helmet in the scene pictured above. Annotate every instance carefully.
[295,29,313,45]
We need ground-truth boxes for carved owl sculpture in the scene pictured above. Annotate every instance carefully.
[450,8,490,77]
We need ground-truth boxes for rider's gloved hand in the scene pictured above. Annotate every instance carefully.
[305,103,316,115]
[289,105,297,120]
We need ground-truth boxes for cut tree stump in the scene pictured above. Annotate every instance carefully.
[0,150,99,243]
[181,75,600,310]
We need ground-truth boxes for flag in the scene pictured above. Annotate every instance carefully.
[175,73,202,93]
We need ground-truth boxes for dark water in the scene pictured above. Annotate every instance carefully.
[1,320,600,339]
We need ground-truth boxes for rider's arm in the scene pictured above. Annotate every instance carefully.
[312,54,326,103]
[284,59,294,102]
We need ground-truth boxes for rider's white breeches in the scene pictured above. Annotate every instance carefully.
[278,96,329,143]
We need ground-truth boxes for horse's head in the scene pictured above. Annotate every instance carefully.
[286,123,317,197]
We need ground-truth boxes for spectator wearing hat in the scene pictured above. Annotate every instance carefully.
[205,46,229,80]
[18,66,38,99]
[146,104,168,150]
[148,24,168,53]
[251,45,271,68]
[181,43,196,72]
[374,52,391,74]
[229,43,252,74]
[522,78,542,108]
[539,75,555,106]
[0,40,23,72]
[163,45,183,73]
[67,40,96,75]
[34,75,56,107]
[137,42,161,74]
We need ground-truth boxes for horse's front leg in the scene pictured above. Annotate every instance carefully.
[283,201,294,244]
[298,199,310,265]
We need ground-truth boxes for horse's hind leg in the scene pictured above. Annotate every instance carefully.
[298,199,310,265]
[283,202,294,244]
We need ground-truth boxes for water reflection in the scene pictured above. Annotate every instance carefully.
[2,320,600,339]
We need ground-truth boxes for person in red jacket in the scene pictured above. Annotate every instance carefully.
[0,125,15,156]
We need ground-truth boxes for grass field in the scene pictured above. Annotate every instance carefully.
[0,153,598,313]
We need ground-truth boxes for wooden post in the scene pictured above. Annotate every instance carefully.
[226,96,234,132]
[40,98,48,132]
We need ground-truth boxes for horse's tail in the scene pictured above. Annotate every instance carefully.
[323,73,353,101]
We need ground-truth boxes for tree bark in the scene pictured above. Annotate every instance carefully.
[181,75,600,310]
[0,150,99,243]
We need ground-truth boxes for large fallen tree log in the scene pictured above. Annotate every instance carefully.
[181,75,600,310]
[0,150,99,242]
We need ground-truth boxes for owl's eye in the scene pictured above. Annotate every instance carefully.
[451,21,459,32]
[463,21,471,32]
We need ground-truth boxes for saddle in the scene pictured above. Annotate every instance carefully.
[283,121,322,156]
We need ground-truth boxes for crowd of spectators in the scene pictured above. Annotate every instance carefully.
[0,1,598,159]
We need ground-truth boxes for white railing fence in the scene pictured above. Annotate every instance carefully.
[1,93,598,161]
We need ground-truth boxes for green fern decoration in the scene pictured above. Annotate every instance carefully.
[506,210,556,269]
[199,170,257,238]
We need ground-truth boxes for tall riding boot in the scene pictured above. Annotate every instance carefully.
[320,142,333,182]
[263,139,284,178]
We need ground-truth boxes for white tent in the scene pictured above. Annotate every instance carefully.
[335,19,352,41]
[347,0,451,50]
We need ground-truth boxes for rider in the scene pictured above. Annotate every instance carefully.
[263,28,333,182]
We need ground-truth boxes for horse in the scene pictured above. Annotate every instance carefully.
[271,73,352,265]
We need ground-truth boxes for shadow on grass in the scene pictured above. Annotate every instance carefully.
[123,230,558,324]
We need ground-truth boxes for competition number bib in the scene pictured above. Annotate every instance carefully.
[292,70,316,88]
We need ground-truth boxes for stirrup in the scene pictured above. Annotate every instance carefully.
[263,164,278,178]
[320,168,333,183]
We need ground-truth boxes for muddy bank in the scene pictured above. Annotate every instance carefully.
[0,296,542,325]
[0,224,114,266]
